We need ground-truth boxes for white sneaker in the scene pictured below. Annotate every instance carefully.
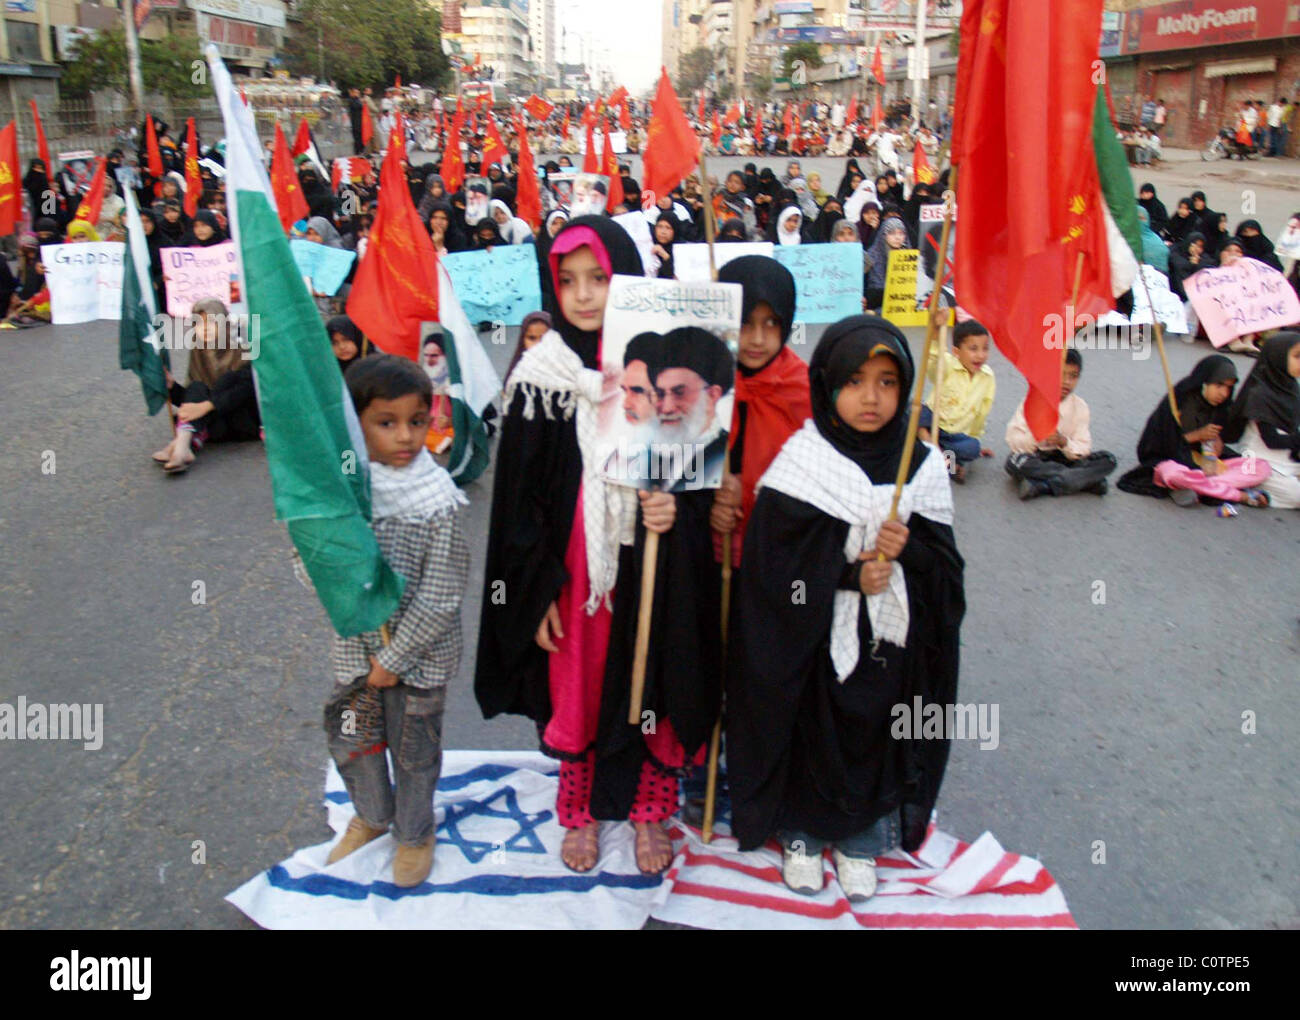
[781,846,824,895]
[833,850,878,902]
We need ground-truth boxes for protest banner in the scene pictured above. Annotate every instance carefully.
[1098,265,1189,334]
[672,241,773,283]
[881,248,930,327]
[464,177,490,225]
[1185,258,1300,348]
[774,243,863,325]
[612,210,656,276]
[920,202,958,224]
[599,274,742,493]
[161,241,239,317]
[570,173,610,218]
[290,239,356,296]
[42,242,124,324]
[57,150,96,194]
[442,245,542,326]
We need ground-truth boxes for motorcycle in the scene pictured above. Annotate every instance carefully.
[1201,127,1262,161]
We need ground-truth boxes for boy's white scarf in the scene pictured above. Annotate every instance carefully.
[505,330,637,613]
[758,420,953,682]
[370,448,468,522]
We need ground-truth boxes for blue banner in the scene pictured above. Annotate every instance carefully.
[442,245,541,326]
[773,243,864,325]
[290,240,356,296]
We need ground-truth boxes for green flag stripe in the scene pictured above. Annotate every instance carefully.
[1092,84,1143,264]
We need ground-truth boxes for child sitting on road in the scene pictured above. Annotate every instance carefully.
[1005,349,1117,499]
[320,355,470,888]
[918,319,996,482]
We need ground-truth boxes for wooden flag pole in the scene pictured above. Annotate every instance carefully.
[700,151,718,281]
[1135,268,1182,426]
[626,528,659,725]
[701,536,731,843]
[882,169,957,536]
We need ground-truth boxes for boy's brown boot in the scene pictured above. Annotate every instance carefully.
[393,838,435,888]
[326,816,388,864]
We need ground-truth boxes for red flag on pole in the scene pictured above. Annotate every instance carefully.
[912,137,937,185]
[600,119,624,211]
[513,112,542,232]
[482,110,508,169]
[871,44,885,85]
[361,103,373,147]
[346,123,441,361]
[183,117,203,218]
[525,94,555,121]
[145,113,165,197]
[846,97,859,124]
[73,157,108,226]
[608,85,629,107]
[711,111,721,147]
[582,118,599,173]
[442,105,466,193]
[0,121,18,236]
[642,67,700,204]
[871,93,884,131]
[29,100,52,177]
[618,98,631,132]
[270,123,308,232]
[722,103,740,126]
[951,0,1114,440]
[292,117,312,157]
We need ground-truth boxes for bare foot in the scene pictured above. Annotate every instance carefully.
[163,447,196,473]
[560,822,600,873]
[152,440,175,463]
[634,821,673,875]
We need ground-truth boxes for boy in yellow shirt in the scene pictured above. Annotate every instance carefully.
[918,319,996,482]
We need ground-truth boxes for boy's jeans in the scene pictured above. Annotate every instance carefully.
[919,406,982,466]
[781,810,901,862]
[325,683,445,846]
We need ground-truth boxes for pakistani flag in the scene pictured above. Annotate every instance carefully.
[1092,84,1142,293]
[435,261,499,485]
[118,187,170,415]
[207,45,404,636]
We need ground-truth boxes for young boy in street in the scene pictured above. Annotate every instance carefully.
[1004,348,1117,499]
[918,319,996,482]
[320,355,470,887]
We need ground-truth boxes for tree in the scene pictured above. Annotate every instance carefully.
[282,0,450,92]
[716,80,734,103]
[782,42,823,89]
[750,74,774,102]
[677,46,714,95]
[60,26,207,99]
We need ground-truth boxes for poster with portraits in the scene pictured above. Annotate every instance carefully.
[549,171,610,217]
[463,176,491,226]
[597,275,742,492]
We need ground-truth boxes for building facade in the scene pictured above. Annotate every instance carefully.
[451,0,532,86]
[528,0,556,84]
[1101,0,1300,152]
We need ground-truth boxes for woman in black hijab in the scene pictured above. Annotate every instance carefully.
[1220,333,1300,508]
[1190,190,1219,238]
[426,198,467,254]
[136,208,166,310]
[1166,196,1197,248]
[726,315,963,898]
[471,217,504,251]
[649,211,678,278]
[1167,231,1208,302]
[810,195,845,242]
[835,158,865,200]
[753,167,781,232]
[178,208,227,247]
[717,217,747,242]
[1137,183,1169,235]
[1116,355,1248,501]
[23,159,52,224]
[326,314,369,372]
[1234,220,1283,272]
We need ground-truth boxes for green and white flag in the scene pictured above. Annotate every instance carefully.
[433,261,500,485]
[1092,84,1142,295]
[118,187,170,415]
[207,45,404,636]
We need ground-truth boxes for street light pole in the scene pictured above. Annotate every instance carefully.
[123,0,146,117]
[910,0,927,127]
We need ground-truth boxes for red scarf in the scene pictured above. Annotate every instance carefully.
[722,345,812,564]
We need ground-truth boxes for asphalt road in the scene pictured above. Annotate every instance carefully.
[0,152,1296,930]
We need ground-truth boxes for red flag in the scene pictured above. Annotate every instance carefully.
[871,44,885,85]
[361,103,373,147]
[618,98,631,132]
[270,123,308,232]
[145,114,165,196]
[871,93,884,131]
[642,68,700,204]
[395,73,402,89]
[912,137,937,186]
[583,119,599,173]
[183,117,203,218]
[561,106,571,140]
[600,119,624,211]
[581,103,597,128]
[331,157,345,194]
[482,110,508,169]
[292,117,312,157]
[711,111,722,147]
[697,94,706,121]
[0,121,17,236]
[513,112,542,231]
[951,0,1113,440]
[608,85,629,107]
[722,103,740,126]
[346,123,441,360]
[525,94,555,121]
[391,109,408,165]
[29,100,52,178]
[73,157,108,226]
[442,105,466,192]
[754,108,763,146]
[782,103,794,137]
[846,97,859,124]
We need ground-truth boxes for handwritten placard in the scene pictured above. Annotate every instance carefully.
[1185,259,1300,348]
[290,240,356,296]
[161,242,238,317]
[42,242,124,324]
[774,242,863,325]
[672,241,774,283]
[1098,264,1189,334]
[612,210,656,277]
[881,248,929,327]
[442,245,541,325]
